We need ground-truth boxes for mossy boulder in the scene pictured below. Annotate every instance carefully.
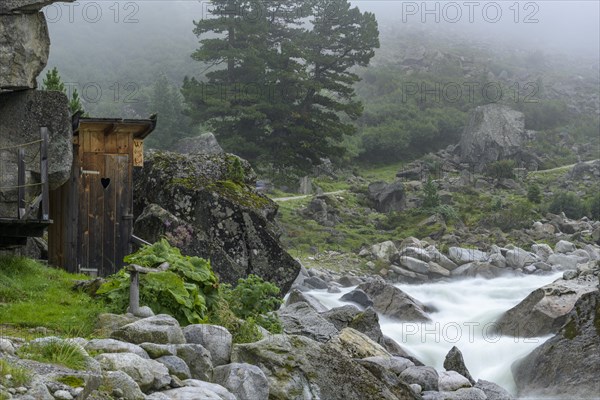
[133,151,300,294]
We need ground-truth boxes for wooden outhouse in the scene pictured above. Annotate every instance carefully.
[48,116,156,276]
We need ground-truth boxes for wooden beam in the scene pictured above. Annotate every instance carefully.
[40,127,50,221]
[103,124,117,136]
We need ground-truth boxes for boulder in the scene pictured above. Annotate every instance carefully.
[505,247,537,269]
[426,246,458,271]
[354,356,415,389]
[397,256,430,274]
[156,355,191,380]
[159,381,235,400]
[555,240,577,253]
[427,261,450,277]
[512,290,600,399]
[493,277,598,337]
[337,275,363,287]
[133,152,300,293]
[303,276,329,289]
[438,371,472,391]
[328,327,390,359]
[397,247,431,262]
[102,370,146,400]
[0,90,72,197]
[399,366,439,391]
[231,334,417,400]
[111,315,186,345]
[139,343,178,359]
[0,338,15,355]
[371,241,398,261]
[85,339,149,359]
[212,363,269,400]
[171,133,223,154]
[547,253,583,270]
[278,301,338,342]
[443,346,476,385]
[458,104,527,170]
[423,387,487,400]
[321,305,384,345]
[474,379,515,400]
[182,324,232,367]
[451,261,505,279]
[448,247,487,265]
[0,13,49,90]
[368,181,406,213]
[95,352,171,393]
[531,243,554,261]
[175,344,213,382]
[357,281,431,322]
[340,288,374,308]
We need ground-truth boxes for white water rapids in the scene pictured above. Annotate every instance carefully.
[307,272,564,394]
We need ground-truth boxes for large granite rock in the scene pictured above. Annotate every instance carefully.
[357,281,431,322]
[493,277,597,337]
[512,290,600,399]
[110,315,186,345]
[368,180,406,213]
[0,13,48,90]
[278,301,339,342]
[459,104,527,171]
[133,151,300,293]
[0,90,72,213]
[231,334,418,400]
[212,363,269,400]
[182,324,232,367]
[95,352,171,393]
[443,346,475,385]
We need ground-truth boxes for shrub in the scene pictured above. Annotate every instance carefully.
[485,160,516,180]
[482,201,536,232]
[588,193,600,220]
[0,359,31,387]
[17,339,88,370]
[527,183,542,203]
[221,274,283,334]
[433,204,459,222]
[421,177,440,209]
[97,239,219,325]
[548,191,588,219]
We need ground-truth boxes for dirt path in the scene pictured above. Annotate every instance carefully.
[271,190,346,202]
[532,159,598,174]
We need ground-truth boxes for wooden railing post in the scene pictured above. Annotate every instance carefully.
[17,148,25,219]
[40,127,49,221]
[127,262,169,316]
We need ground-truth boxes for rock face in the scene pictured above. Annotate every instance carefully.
[171,133,223,155]
[512,290,600,399]
[231,334,417,400]
[493,276,597,337]
[459,104,527,170]
[133,151,300,293]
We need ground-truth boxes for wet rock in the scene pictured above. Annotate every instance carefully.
[443,346,476,385]
[340,288,374,308]
[357,281,431,322]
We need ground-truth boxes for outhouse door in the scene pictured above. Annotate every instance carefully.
[78,152,132,276]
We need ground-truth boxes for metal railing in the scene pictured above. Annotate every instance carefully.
[0,127,50,221]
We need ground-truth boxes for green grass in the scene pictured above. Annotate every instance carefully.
[359,161,405,182]
[17,338,89,370]
[0,359,31,387]
[0,256,110,337]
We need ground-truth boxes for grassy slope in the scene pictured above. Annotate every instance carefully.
[0,256,109,338]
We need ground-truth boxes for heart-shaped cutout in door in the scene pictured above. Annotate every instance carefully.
[100,177,111,189]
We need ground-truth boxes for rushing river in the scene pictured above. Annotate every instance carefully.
[307,272,564,394]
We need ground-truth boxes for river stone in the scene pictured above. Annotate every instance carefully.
[278,301,338,342]
[512,290,600,399]
[400,366,439,391]
[328,328,390,359]
[448,247,487,265]
[231,334,417,400]
[102,370,145,400]
[95,353,171,393]
[474,379,515,400]
[212,363,269,400]
[397,246,431,262]
[354,356,415,389]
[547,253,582,270]
[357,281,431,322]
[428,261,450,277]
[397,256,430,274]
[337,275,363,287]
[426,246,458,271]
[182,324,232,366]
[161,380,235,400]
[443,346,476,385]
[451,261,505,279]
[111,315,186,345]
[85,339,149,359]
[175,344,213,382]
[371,240,398,261]
[340,288,373,308]
[493,277,597,337]
[531,243,553,262]
[156,355,191,380]
[285,289,329,312]
[488,252,506,268]
[423,387,487,400]
[505,247,537,269]
[438,370,472,391]
[555,240,576,253]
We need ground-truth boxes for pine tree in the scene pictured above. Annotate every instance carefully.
[41,67,86,116]
[183,0,379,175]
